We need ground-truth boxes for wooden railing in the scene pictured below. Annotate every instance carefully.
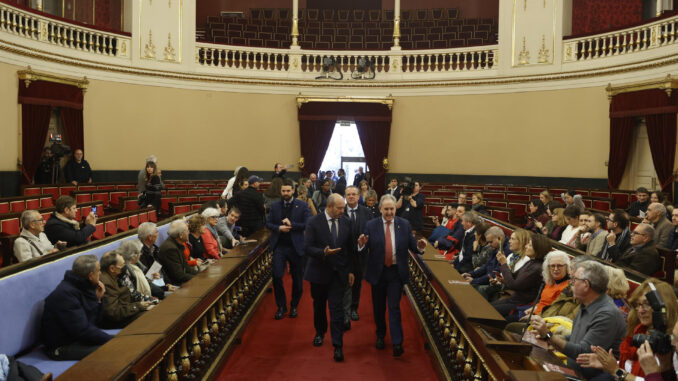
[55,230,272,381]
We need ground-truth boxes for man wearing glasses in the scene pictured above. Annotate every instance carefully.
[611,223,660,276]
[530,260,625,380]
[599,209,631,261]
[14,210,66,262]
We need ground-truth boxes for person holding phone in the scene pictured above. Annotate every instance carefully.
[45,196,97,247]
[524,199,549,234]
[461,226,508,298]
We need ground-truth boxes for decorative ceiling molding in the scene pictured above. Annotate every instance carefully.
[296,95,394,109]
[606,74,678,99]
[17,65,89,90]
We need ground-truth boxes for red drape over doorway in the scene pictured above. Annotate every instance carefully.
[298,102,392,195]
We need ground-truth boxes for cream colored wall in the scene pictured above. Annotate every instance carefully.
[389,88,610,179]
[83,80,300,171]
[0,62,20,171]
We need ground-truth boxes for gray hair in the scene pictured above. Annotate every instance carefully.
[650,202,667,217]
[366,189,378,200]
[327,193,345,208]
[72,254,99,278]
[577,260,609,294]
[118,239,143,263]
[637,223,655,240]
[485,226,505,241]
[168,219,188,238]
[462,211,479,225]
[137,222,157,241]
[201,207,220,219]
[20,210,39,229]
[379,194,397,208]
[542,250,571,286]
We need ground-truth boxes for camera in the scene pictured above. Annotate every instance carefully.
[631,283,673,354]
[400,183,414,197]
[48,134,71,159]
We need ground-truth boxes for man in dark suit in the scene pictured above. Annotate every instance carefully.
[228,175,265,236]
[451,212,478,274]
[157,220,199,285]
[358,194,427,357]
[304,193,355,362]
[612,223,660,275]
[353,166,365,186]
[343,186,373,328]
[334,168,347,196]
[266,179,311,320]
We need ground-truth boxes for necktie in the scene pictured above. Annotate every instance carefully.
[350,209,356,224]
[330,218,338,247]
[385,221,393,267]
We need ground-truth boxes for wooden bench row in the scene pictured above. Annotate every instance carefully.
[0,194,54,214]
[0,201,105,237]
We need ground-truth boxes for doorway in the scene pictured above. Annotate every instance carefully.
[628,117,659,190]
[319,121,368,180]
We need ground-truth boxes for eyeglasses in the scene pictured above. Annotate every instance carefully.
[572,276,588,284]
[31,219,45,224]
[632,301,652,310]
[631,231,647,236]
[549,264,567,269]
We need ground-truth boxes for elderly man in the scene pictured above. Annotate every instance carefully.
[137,222,176,298]
[228,175,266,237]
[158,219,199,285]
[41,255,112,360]
[63,149,92,185]
[358,195,427,357]
[574,213,607,256]
[645,202,672,248]
[99,251,152,328]
[611,223,660,275]
[530,260,625,380]
[626,187,650,218]
[14,210,65,262]
[45,195,97,247]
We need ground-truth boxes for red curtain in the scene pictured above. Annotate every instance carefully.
[607,117,635,190]
[571,0,642,36]
[646,113,677,191]
[18,80,84,110]
[298,120,336,176]
[61,108,84,152]
[356,121,390,195]
[21,105,52,184]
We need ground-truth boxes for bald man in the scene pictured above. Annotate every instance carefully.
[64,149,92,185]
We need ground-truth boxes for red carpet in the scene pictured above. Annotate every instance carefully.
[216,275,441,381]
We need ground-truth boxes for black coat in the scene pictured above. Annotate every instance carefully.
[157,237,198,285]
[44,213,96,247]
[41,270,112,350]
[304,213,355,285]
[63,159,92,183]
[228,186,265,236]
[613,242,661,276]
[334,176,347,196]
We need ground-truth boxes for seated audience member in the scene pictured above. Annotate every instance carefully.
[117,240,155,302]
[228,175,266,236]
[434,204,467,254]
[202,207,226,259]
[456,192,468,207]
[158,219,199,285]
[471,222,493,270]
[264,177,283,212]
[627,187,651,218]
[138,161,163,210]
[14,210,63,262]
[650,191,673,220]
[428,204,456,244]
[138,222,160,269]
[221,166,248,200]
[522,250,571,317]
[99,251,153,328]
[477,229,530,302]
[644,202,672,248]
[530,260,626,380]
[461,226,507,292]
[187,214,208,260]
[577,278,678,381]
[491,233,548,319]
[606,266,631,318]
[41,254,112,360]
[216,202,245,247]
[296,185,318,216]
[451,212,479,274]
[543,207,567,241]
[524,199,550,234]
[311,178,332,212]
[611,223,660,275]
[137,155,157,193]
[600,209,632,261]
[539,190,553,206]
[44,195,96,247]
[667,208,678,251]
[396,180,426,232]
[364,190,379,219]
[559,206,581,247]
[561,190,586,213]
[574,213,607,256]
[471,193,488,215]
[63,149,92,185]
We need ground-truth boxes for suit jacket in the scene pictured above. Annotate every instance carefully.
[353,173,365,186]
[266,198,311,256]
[613,242,660,275]
[334,176,347,196]
[345,204,372,271]
[653,217,672,249]
[100,272,144,326]
[360,216,422,285]
[600,228,631,261]
[452,226,476,269]
[157,237,198,285]
[304,212,355,285]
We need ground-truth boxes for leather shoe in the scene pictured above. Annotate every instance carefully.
[274,306,286,320]
[375,337,385,350]
[334,346,344,362]
[343,318,351,331]
[313,335,323,347]
[393,344,404,357]
[350,310,360,321]
[288,307,298,318]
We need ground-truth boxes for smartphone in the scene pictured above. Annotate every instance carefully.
[91,206,98,215]
[493,270,501,277]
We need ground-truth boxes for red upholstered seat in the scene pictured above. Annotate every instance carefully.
[10,201,25,213]
[92,192,109,207]
[173,205,191,214]
[124,199,139,211]
[25,199,40,210]
[149,210,157,222]
[117,217,129,232]
[24,187,41,196]
[1,218,20,235]
[129,214,139,228]
[40,197,53,208]
[75,194,92,204]
[104,220,117,236]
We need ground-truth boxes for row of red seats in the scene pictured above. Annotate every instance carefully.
[210,8,464,24]
[0,201,104,237]
[0,194,53,214]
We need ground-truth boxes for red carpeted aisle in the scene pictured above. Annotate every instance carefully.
[216,275,441,381]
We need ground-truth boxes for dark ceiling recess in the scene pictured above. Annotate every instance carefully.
[306,0,381,9]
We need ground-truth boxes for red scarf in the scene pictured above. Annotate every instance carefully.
[618,324,648,377]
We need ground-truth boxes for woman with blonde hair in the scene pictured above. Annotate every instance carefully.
[471,192,488,215]
[539,190,553,206]
[542,208,567,241]
[296,185,317,216]
[358,179,371,205]
[606,266,630,318]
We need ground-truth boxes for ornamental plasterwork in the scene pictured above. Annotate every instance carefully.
[538,35,550,63]
[163,33,176,61]
[144,30,156,59]
[518,37,530,65]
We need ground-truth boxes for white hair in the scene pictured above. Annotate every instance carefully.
[379,194,397,208]
[137,222,157,241]
[201,207,220,219]
[542,250,571,286]
[168,220,188,238]
[118,239,143,263]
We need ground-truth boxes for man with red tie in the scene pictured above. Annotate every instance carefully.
[358,194,427,357]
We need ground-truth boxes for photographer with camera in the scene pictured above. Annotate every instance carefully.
[396,180,425,233]
[577,279,678,381]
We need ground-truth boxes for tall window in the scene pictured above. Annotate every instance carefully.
[319,121,368,178]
